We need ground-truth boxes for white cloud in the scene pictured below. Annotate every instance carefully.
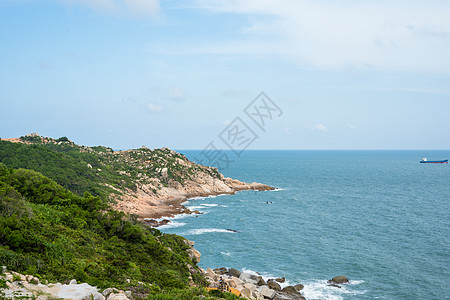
[62,0,160,17]
[145,102,164,113]
[194,0,450,73]
[164,87,186,101]
[315,124,328,132]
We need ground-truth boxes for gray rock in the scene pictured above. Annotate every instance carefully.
[294,284,304,291]
[267,279,282,291]
[239,272,258,285]
[125,290,133,299]
[85,292,106,300]
[260,286,277,299]
[328,275,349,284]
[102,288,119,297]
[227,268,241,278]
[69,279,77,285]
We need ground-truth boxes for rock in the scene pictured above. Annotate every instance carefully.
[102,288,119,297]
[328,275,349,284]
[281,286,301,295]
[256,276,266,286]
[231,276,244,287]
[294,284,304,291]
[125,290,133,298]
[227,268,241,278]
[241,287,252,298]
[275,277,286,283]
[240,272,258,285]
[260,286,276,299]
[70,279,77,285]
[161,168,168,179]
[206,268,216,280]
[327,283,342,288]
[107,293,129,300]
[243,282,256,294]
[25,275,33,282]
[267,279,282,291]
[85,292,106,300]
[186,247,201,263]
[214,267,227,275]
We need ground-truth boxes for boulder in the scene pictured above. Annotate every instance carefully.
[231,276,244,287]
[227,268,241,278]
[70,279,77,285]
[267,280,282,291]
[85,292,106,300]
[256,276,266,286]
[240,272,258,285]
[281,286,300,295]
[106,293,129,300]
[241,288,252,298]
[260,286,276,299]
[328,275,349,284]
[294,284,304,291]
[243,282,256,294]
[102,288,119,297]
[206,268,216,279]
[275,277,286,283]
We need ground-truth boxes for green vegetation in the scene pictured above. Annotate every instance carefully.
[0,163,238,299]
[0,138,218,202]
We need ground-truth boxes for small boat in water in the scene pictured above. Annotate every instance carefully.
[420,158,448,164]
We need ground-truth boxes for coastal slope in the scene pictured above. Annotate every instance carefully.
[0,134,274,219]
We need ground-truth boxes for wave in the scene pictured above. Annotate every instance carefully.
[301,279,366,300]
[241,268,292,289]
[184,228,238,235]
[157,221,187,230]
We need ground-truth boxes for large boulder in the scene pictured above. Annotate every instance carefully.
[239,272,258,285]
[328,275,349,284]
[294,284,304,291]
[241,288,252,298]
[259,286,277,299]
[275,277,286,283]
[267,279,282,291]
[227,268,241,278]
[231,276,244,287]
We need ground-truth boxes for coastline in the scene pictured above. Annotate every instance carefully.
[128,180,275,226]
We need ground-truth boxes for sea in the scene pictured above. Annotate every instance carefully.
[160,150,450,300]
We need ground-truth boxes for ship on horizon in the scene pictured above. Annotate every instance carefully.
[420,158,448,164]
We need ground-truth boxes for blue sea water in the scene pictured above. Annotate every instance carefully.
[161,151,450,300]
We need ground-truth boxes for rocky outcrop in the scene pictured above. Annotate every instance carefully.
[328,275,349,284]
[0,268,133,300]
[202,268,307,300]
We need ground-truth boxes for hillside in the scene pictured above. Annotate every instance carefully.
[0,134,273,220]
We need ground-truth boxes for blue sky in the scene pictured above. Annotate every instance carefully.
[1,0,450,150]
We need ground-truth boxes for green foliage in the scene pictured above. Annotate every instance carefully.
[0,164,202,292]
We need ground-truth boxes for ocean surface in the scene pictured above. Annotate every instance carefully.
[160,151,449,300]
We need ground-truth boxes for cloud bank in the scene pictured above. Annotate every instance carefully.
[195,0,450,73]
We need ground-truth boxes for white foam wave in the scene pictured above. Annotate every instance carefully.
[240,268,292,289]
[220,251,231,256]
[157,221,187,229]
[270,188,285,191]
[185,228,238,235]
[301,279,366,300]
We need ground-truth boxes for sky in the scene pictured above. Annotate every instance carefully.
[1,0,450,150]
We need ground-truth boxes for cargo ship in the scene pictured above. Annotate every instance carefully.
[420,158,448,164]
